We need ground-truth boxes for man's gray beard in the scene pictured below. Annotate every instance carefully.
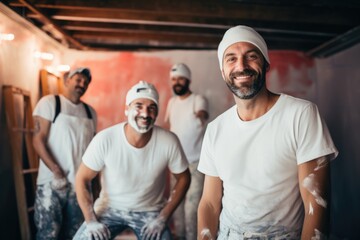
[226,75,265,100]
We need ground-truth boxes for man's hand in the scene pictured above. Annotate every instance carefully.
[51,164,68,190]
[140,216,166,240]
[51,175,68,190]
[84,221,111,240]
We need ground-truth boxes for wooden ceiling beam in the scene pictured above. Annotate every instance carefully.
[11,1,357,26]
[72,31,221,44]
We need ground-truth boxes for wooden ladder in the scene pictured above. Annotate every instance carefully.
[3,85,39,240]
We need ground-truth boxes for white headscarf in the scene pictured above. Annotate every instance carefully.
[217,25,270,70]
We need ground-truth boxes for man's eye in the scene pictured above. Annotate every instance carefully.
[225,57,235,63]
[247,54,259,60]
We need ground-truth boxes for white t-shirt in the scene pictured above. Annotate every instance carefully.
[82,123,188,212]
[33,94,97,185]
[198,94,338,233]
[165,94,208,163]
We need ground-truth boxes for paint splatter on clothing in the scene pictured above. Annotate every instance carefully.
[217,208,301,240]
[218,224,301,240]
[34,183,83,240]
[73,208,172,239]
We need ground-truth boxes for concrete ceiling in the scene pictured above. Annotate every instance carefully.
[3,0,360,57]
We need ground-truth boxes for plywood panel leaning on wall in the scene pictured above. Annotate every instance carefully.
[39,69,63,96]
[3,85,39,240]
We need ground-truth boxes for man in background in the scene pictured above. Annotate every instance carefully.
[32,67,97,239]
[74,81,191,240]
[164,63,209,240]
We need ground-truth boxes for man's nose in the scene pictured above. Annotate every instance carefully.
[78,79,87,87]
[235,57,247,71]
[139,108,149,117]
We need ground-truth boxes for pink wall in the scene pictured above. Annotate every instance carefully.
[74,52,173,130]
[268,51,315,100]
[66,50,316,131]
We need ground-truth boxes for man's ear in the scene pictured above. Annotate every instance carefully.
[125,105,129,116]
[221,69,226,81]
[265,62,270,72]
[63,75,70,86]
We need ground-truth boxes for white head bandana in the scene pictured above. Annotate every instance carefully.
[170,63,191,81]
[126,80,159,106]
[125,81,159,133]
[217,25,270,70]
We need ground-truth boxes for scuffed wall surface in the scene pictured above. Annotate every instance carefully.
[315,43,360,240]
[268,51,316,101]
[63,50,316,131]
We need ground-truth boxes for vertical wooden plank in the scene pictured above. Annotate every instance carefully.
[40,69,61,96]
[23,94,38,189]
[40,69,50,96]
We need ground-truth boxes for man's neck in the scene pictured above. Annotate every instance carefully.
[177,90,192,100]
[62,91,81,104]
[235,89,279,121]
[124,123,152,148]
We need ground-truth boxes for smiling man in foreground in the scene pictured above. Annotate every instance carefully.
[197,25,338,240]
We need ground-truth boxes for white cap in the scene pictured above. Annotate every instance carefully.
[68,67,92,82]
[126,81,159,106]
[217,25,270,70]
[170,63,191,80]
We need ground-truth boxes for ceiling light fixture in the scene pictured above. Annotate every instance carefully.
[0,33,15,41]
[56,65,70,72]
[33,51,54,60]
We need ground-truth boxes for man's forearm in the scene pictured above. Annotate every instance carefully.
[76,180,97,223]
[159,170,191,221]
[299,157,330,239]
[197,202,220,240]
[33,137,64,177]
[301,204,329,239]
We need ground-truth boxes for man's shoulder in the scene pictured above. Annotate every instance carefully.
[280,94,315,110]
[81,100,97,115]
[154,125,173,134]
[34,94,57,110]
[154,125,178,140]
[192,92,206,99]
[166,96,177,108]
[216,104,236,118]
[99,123,123,134]
[38,94,56,102]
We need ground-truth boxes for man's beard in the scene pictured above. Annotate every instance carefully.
[225,67,266,100]
[75,86,86,96]
[172,81,189,96]
[127,110,155,133]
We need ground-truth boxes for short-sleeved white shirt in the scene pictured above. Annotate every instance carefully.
[198,94,338,232]
[165,94,208,163]
[83,123,188,211]
[33,94,97,185]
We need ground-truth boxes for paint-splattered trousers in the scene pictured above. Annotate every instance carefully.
[217,208,301,240]
[73,207,173,239]
[217,227,301,240]
[171,161,204,240]
[34,182,83,240]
